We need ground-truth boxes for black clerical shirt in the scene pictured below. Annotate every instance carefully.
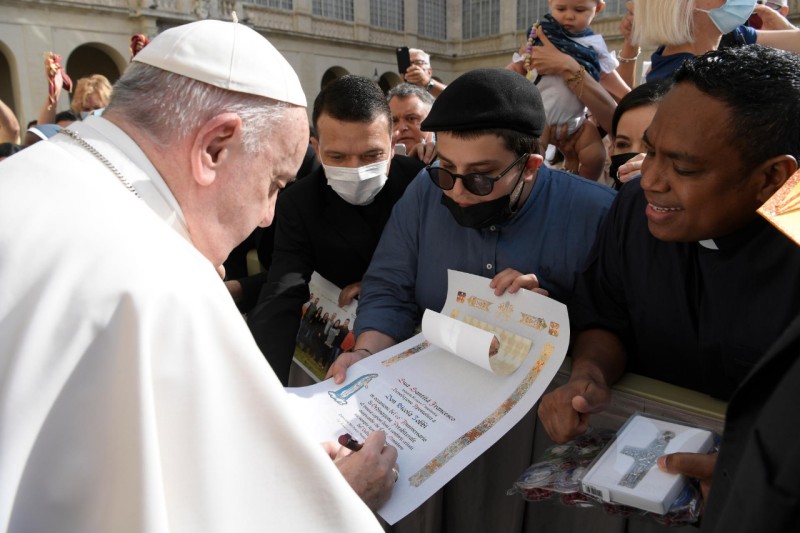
[246,155,425,385]
[570,179,800,400]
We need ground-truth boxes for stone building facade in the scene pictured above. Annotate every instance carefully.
[2,0,655,125]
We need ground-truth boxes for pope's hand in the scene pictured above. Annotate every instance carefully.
[333,431,399,510]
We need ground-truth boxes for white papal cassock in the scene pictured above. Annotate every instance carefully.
[0,116,383,532]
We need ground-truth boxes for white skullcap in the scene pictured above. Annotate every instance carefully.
[133,20,306,107]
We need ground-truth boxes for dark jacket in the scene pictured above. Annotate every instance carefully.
[703,313,800,532]
[247,154,425,384]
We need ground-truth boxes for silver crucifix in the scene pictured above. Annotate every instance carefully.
[618,430,675,488]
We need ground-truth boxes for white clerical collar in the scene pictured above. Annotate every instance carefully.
[73,117,191,244]
[698,239,719,250]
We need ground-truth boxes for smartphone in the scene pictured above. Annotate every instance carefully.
[396,46,411,74]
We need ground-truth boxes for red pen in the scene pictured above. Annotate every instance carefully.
[338,433,363,452]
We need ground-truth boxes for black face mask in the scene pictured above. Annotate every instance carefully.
[440,193,515,229]
[609,152,640,190]
[440,167,530,229]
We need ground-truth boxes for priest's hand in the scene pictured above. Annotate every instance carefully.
[538,376,611,444]
[333,431,399,510]
[489,268,549,297]
[658,451,717,504]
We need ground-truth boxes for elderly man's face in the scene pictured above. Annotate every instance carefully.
[410,50,432,76]
[640,83,767,242]
[435,132,537,207]
[236,106,308,234]
[389,95,433,152]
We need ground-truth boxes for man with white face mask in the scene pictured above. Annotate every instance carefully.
[247,75,425,385]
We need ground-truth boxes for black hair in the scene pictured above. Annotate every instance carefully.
[55,110,78,123]
[674,45,800,172]
[611,79,671,138]
[448,128,539,158]
[0,143,23,158]
[312,75,392,137]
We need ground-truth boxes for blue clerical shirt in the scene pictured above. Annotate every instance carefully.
[355,164,615,342]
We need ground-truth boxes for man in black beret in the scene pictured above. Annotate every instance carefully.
[325,67,615,531]
[329,68,615,376]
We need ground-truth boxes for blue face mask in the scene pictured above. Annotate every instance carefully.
[696,0,757,34]
[80,108,105,120]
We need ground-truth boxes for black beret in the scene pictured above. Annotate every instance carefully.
[421,68,545,137]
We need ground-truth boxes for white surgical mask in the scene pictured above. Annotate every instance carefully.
[695,0,756,35]
[323,159,389,205]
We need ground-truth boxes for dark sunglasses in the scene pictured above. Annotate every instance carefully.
[427,153,529,196]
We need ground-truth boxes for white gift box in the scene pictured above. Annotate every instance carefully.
[581,414,714,514]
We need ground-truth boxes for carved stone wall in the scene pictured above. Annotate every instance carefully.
[17,0,797,124]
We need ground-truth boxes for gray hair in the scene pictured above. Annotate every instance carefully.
[409,48,431,65]
[387,83,435,108]
[105,62,288,153]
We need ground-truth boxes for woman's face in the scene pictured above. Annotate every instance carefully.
[695,0,726,10]
[693,0,729,36]
[611,104,658,155]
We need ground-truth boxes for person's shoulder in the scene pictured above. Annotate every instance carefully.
[390,154,426,179]
[376,154,425,204]
[615,176,646,203]
[739,24,758,45]
[602,178,650,234]
[90,203,227,307]
[277,165,326,205]
[541,166,616,203]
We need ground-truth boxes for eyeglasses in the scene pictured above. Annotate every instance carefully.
[410,59,429,67]
[427,153,529,196]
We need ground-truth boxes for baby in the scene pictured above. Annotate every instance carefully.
[513,0,626,180]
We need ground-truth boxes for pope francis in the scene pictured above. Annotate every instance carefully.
[0,19,396,532]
